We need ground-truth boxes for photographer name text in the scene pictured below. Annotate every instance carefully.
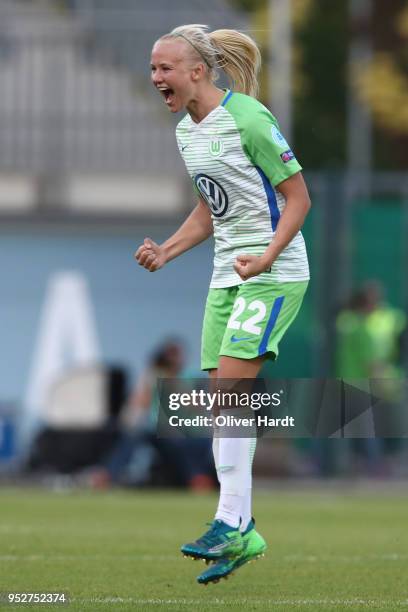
[168,415,295,428]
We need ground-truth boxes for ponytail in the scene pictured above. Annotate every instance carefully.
[210,29,261,98]
[161,25,261,98]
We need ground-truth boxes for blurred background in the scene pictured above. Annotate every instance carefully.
[1,0,407,487]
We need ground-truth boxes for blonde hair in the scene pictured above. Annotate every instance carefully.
[160,24,261,98]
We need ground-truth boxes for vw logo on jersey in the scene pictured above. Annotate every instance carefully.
[194,173,229,217]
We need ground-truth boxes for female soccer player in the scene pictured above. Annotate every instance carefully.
[135,24,310,585]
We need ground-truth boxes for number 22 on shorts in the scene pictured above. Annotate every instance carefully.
[227,297,266,335]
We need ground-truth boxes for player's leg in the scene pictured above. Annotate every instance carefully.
[181,288,245,562]
[197,281,308,583]
[200,287,236,530]
[182,358,262,564]
[213,355,263,530]
[196,355,266,582]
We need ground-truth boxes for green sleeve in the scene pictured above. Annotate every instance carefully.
[225,93,302,187]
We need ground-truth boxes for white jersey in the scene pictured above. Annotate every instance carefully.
[176,90,309,288]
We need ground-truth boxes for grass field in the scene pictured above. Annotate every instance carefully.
[0,486,408,611]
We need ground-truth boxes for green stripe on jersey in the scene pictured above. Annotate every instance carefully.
[176,90,309,288]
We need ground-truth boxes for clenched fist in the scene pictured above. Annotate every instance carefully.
[233,254,271,281]
[134,238,166,272]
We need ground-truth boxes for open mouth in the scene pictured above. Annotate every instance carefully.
[159,88,175,104]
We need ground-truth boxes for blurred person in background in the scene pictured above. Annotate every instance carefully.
[336,281,405,380]
[333,281,406,476]
[136,24,310,584]
[89,338,215,491]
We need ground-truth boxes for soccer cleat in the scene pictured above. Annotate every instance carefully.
[197,518,267,584]
[181,519,243,561]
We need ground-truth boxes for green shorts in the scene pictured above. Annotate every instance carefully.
[201,281,308,370]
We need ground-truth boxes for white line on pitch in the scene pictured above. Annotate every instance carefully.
[1,553,408,562]
[71,597,408,607]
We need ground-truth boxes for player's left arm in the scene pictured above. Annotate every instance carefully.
[234,109,311,281]
[234,172,310,280]
[262,171,311,265]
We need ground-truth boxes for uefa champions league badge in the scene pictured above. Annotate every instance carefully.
[209,137,224,157]
[270,125,289,149]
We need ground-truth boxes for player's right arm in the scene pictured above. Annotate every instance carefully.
[134,197,212,272]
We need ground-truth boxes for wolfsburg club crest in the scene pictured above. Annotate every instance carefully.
[209,137,224,157]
